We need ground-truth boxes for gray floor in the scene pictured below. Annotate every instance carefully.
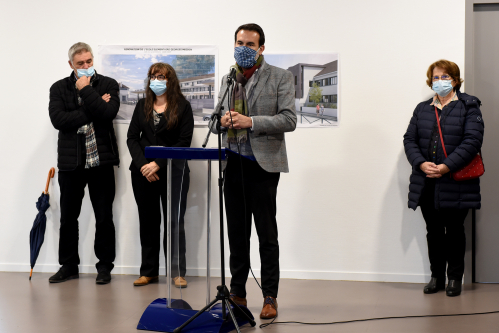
[1,272,499,333]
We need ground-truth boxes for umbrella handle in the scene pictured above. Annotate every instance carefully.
[44,168,55,194]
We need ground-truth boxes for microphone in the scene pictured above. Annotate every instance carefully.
[212,67,236,117]
[207,66,236,132]
[227,66,237,82]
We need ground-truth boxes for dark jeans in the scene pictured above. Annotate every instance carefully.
[420,180,469,280]
[131,162,189,277]
[58,165,116,272]
[224,155,280,298]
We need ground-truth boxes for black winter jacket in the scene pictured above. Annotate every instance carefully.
[403,91,484,210]
[49,72,120,170]
[126,98,194,173]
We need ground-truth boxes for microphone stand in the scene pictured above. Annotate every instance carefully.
[202,67,235,149]
[175,71,256,333]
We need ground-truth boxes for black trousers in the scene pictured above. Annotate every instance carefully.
[420,180,469,280]
[131,163,189,277]
[224,155,280,298]
[58,165,116,272]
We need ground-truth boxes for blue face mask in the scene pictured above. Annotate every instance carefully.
[150,79,167,96]
[234,46,260,68]
[432,80,453,97]
[76,66,95,78]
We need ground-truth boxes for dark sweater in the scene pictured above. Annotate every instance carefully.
[126,98,194,173]
[48,71,120,170]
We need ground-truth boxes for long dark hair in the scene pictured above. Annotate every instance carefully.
[144,63,185,129]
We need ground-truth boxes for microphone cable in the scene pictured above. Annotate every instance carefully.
[259,309,499,328]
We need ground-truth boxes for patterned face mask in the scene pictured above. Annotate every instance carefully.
[234,46,260,68]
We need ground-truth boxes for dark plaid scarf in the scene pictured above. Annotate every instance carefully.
[227,55,263,144]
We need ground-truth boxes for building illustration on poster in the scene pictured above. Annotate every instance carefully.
[265,53,339,127]
[98,48,336,127]
[118,82,131,103]
[98,45,218,124]
[180,73,215,120]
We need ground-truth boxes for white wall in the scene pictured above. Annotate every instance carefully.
[0,0,466,283]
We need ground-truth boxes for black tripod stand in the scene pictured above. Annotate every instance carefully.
[173,70,256,333]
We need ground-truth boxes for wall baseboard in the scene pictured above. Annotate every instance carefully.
[0,264,429,283]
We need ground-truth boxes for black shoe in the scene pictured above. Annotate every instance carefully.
[423,277,445,294]
[49,266,79,283]
[96,271,111,285]
[446,280,462,297]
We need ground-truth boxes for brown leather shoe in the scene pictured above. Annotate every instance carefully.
[260,296,278,319]
[229,293,247,307]
[173,276,188,288]
[133,276,158,286]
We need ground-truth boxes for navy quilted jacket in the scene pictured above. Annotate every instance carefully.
[403,91,484,210]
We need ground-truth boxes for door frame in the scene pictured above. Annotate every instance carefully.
[465,0,499,94]
[464,0,499,283]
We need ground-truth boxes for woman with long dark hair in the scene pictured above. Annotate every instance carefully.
[127,63,194,287]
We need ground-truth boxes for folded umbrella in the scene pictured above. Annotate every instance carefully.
[29,168,55,280]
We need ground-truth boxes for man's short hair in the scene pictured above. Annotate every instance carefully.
[68,42,93,62]
[234,23,265,47]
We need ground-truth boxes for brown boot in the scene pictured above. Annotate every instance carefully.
[229,293,247,307]
[133,276,158,286]
[260,296,278,319]
[173,276,188,288]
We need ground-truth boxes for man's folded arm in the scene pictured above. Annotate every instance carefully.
[79,80,120,121]
[49,84,91,131]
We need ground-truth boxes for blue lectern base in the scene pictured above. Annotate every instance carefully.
[137,298,254,333]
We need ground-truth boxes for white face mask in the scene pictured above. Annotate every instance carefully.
[432,80,453,97]
[149,79,167,96]
[74,65,95,78]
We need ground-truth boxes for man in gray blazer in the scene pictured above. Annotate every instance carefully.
[218,23,296,320]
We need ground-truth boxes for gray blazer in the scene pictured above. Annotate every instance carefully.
[215,59,297,173]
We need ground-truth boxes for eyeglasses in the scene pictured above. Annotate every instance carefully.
[432,75,452,81]
[150,75,166,81]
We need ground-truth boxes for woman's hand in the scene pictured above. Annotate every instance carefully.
[141,162,160,178]
[420,162,442,178]
[436,164,450,175]
[146,172,159,183]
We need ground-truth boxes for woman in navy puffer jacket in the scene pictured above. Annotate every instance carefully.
[404,60,484,297]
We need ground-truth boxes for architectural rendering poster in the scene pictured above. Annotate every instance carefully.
[265,53,339,127]
[98,45,218,124]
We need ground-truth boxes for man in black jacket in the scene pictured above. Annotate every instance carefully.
[48,42,120,284]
